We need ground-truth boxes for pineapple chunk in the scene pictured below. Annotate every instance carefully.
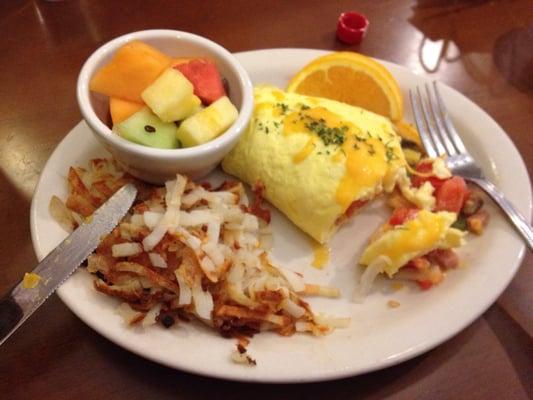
[141,68,201,122]
[177,96,238,147]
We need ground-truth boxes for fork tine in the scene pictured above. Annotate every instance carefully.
[425,83,457,157]
[432,81,468,154]
[417,86,447,157]
[409,89,439,158]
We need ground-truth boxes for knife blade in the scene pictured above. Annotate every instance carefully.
[0,183,138,346]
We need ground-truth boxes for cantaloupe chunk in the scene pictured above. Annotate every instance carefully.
[90,41,171,102]
[110,97,144,124]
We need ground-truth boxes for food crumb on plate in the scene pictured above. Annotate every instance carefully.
[231,343,257,366]
[22,272,41,289]
[391,282,404,291]
[387,300,401,308]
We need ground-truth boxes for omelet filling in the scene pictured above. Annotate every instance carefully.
[360,210,465,277]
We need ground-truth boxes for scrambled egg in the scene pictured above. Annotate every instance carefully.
[222,85,406,243]
[359,210,465,276]
[432,157,452,179]
[397,169,436,210]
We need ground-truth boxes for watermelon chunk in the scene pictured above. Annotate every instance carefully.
[174,59,226,105]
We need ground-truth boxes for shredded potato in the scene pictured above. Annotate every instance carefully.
[51,159,348,360]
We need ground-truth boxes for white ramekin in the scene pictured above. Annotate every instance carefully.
[77,29,253,183]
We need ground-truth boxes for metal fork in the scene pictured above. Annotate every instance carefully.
[409,82,533,250]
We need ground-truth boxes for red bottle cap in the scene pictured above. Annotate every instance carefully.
[336,11,369,45]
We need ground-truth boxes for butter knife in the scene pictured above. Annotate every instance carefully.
[0,183,137,346]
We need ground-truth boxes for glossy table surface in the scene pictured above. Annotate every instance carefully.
[0,1,531,399]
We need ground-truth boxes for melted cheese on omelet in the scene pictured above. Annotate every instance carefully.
[359,210,465,277]
[222,85,406,243]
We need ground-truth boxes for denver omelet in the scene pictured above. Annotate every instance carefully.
[222,85,406,243]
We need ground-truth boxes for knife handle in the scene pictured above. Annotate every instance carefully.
[0,294,23,345]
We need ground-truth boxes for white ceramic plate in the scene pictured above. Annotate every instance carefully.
[31,49,531,383]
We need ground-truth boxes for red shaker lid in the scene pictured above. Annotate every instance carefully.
[337,11,369,45]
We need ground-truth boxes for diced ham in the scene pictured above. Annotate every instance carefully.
[406,256,431,270]
[426,249,459,269]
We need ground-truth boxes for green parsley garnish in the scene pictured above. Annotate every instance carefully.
[384,140,399,162]
[304,119,347,146]
[275,102,289,115]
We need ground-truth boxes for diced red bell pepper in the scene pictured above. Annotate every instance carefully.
[174,59,226,105]
[345,199,368,219]
[435,176,468,213]
[389,207,419,226]
[417,280,434,290]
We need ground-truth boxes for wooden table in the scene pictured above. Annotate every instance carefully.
[1,1,531,398]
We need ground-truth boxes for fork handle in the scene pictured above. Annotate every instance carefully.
[469,178,533,251]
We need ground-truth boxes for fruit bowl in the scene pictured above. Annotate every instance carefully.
[77,29,253,183]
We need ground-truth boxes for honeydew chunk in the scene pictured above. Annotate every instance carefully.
[141,68,201,122]
[176,96,238,147]
[115,107,180,149]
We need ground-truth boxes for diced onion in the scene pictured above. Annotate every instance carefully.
[354,256,389,302]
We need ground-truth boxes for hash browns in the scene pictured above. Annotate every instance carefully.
[52,159,344,349]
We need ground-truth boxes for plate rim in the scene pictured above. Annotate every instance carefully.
[30,48,531,383]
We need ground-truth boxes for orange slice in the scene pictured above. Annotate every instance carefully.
[286,52,403,122]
